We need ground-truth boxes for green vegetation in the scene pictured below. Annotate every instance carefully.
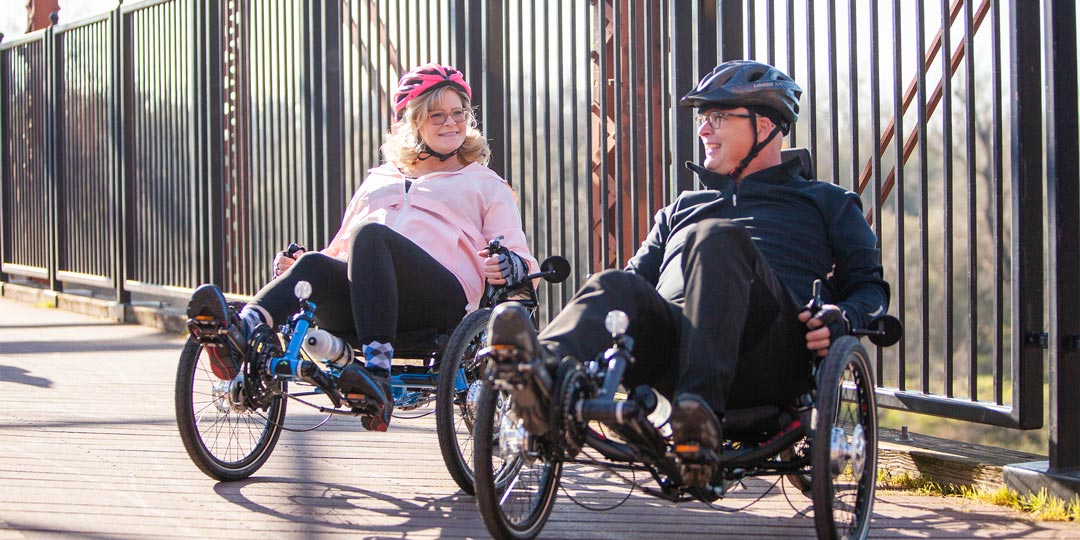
[877,470,1080,522]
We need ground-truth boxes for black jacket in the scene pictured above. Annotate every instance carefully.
[625,158,890,331]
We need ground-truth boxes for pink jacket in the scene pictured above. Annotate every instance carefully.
[324,162,538,312]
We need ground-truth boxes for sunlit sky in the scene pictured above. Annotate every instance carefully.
[0,0,116,38]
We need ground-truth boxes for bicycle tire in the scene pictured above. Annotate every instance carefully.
[811,336,877,540]
[435,308,491,494]
[474,381,561,540]
[174,335,286,481]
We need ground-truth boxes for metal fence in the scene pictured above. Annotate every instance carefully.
[1,0,1077,468]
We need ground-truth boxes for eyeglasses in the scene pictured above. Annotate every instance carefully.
[428,108,470,126]
[695,111,753,129]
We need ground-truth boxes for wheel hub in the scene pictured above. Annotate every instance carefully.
[465,379,484,428]
[829,424,867,479]
[498,411,528,458]
[211,374,250,413]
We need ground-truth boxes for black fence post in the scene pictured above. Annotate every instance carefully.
[113,3,130,304]
[304,1,325,246]
[320,0,344,234]
[670,2,698,193]
[718,0,743,60]
[0,32,8,284]
[45,14,61,293]
[1009,0,1046,432]
[482,0,506,179]
[201,0,225,287]
[1045,0,1080,473]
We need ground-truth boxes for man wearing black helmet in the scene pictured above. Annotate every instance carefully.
[487,61,889,486]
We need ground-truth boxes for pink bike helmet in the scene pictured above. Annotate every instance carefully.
[393,63,472,119]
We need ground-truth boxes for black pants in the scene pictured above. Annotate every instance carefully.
[249,223,468,344]
[539,219,811,414]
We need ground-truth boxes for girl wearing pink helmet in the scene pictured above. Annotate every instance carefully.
[187,63,537,433]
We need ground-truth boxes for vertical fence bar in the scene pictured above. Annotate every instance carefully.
[0,34,8,283]
[322,0,343,244]
[940,0,955,397]
[805,0,817,174]
[1010,0,1045,430]
[1045,0,1080,469]
[869,0,882,373]
[206,0,225,287]
[847,0,858,193]
[671,2,694,194]
[116,6,130,303]
[484,0,506,179]
[46,21,60,292]
[989,0,1006,406]
[964,0,979,400]
[892,0,906,390]
[916,0,930,393]
[826,0,838,183]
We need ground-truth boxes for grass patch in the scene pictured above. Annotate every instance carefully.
[877,470,1080,522]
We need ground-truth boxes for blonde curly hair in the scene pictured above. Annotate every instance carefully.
[381,86,491,170]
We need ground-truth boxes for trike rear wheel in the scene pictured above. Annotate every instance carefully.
[474,381,562,540]
[811,336,877,540]
[174,334,287,481]
[435,308,491,494]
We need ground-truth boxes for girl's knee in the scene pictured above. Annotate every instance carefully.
[350,222,392,255]
[291,251,337,273]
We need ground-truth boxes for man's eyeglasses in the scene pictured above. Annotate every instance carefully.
[428,108,470,126]
[695,111,752,129]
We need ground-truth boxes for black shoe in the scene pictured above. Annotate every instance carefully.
[339,364,393,432]
[187,284,247,379]
[671,393,722,488]
[488,302,553,435]
[489,302,542,358]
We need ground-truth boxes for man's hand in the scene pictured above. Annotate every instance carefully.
[478,248,508,285]
[797,304,848,357]
[273,244,306,278]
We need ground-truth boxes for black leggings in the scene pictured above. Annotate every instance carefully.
[249,223,468,344]
[539,219,811,414]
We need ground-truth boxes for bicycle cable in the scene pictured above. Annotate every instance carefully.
[700,476,783,513]
[252,392,334,432]
[560,445,637,511]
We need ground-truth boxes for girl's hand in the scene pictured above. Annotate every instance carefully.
[273,246,306,278]
[478,249,507,285]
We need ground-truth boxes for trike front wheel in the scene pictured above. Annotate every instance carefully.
[474,381,561,540]
[174,333,286,481]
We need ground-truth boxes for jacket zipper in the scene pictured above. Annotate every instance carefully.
[392,178,412,229]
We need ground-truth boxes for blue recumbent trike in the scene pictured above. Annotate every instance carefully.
[173,238,570,496]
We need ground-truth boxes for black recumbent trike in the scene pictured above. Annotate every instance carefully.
[174,237,570,496]
[471,279,903,540]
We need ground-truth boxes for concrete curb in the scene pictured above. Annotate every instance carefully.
[1,282,187,334]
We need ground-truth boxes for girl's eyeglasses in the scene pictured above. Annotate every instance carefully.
[428,109,470,126]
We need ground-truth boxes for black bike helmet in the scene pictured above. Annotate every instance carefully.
[680,60,802,134]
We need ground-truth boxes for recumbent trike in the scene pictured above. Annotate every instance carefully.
[174,238,571,496]
[471,279,903,540]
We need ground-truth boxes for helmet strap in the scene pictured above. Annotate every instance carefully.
[729,111,782,179]
[417,143,461,162]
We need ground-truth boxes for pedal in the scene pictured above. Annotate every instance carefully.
[675,442,719,488]
[188,315,226,343]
